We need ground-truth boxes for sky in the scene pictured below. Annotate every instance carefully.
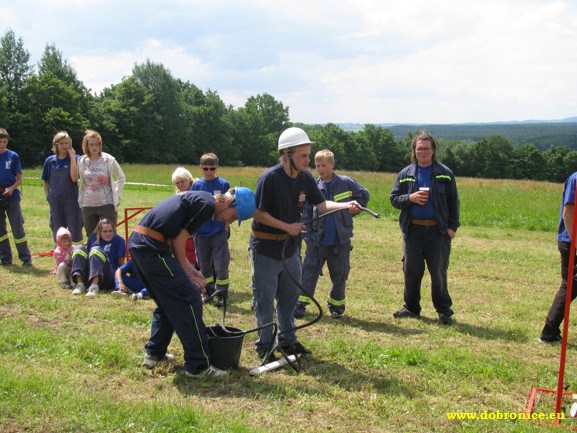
[1,0,577,125]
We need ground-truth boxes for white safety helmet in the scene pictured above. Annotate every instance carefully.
[278,127,315,151]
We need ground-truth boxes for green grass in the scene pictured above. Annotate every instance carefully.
[0,165,572,432]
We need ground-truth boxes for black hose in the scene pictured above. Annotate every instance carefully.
[276,206,381,370]
[206,205,381,372]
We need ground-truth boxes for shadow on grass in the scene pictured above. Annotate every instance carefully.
[172,354,419,400]
[0,262,47,276]
[317,313,426,336]
[416,315,544,344]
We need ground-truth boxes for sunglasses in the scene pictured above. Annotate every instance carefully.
[202,167,217,171]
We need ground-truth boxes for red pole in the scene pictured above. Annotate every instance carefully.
[554,181,577,424]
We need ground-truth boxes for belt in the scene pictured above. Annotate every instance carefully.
[411,219,438,227]
[134,225,167,243]
[252,230,291,241]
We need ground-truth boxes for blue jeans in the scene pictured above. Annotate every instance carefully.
[250,249,301,356]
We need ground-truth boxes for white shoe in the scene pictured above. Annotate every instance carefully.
[143,353,176,368]
[86,285,100,297]
[184,365,228,378]
[111,290,128,298]
[60,282,73,290]
[132,293,144,301]
[71,283,85,295]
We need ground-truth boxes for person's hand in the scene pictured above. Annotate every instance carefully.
[3,187,13,197]
[448,229,456,239]
[348,200,362,215]
[410,191,429,206]
[68,147,76,158]
[285,223,305,237]
[188,267,206,292]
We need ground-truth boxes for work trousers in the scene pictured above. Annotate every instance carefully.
[250,249,301,357]
[194,230,230,298]
[0,200,32,264]
[402,224,453,316]
[541,241,577,340]
[70,245,115,289]
[300,241,351,314]
[129,238,211,375]
[82,204,117,239]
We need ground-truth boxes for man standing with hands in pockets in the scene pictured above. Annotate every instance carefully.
[390,131,460,325]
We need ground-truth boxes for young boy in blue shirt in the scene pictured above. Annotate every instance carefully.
[294,149,370,319]
[0,128,32,267]
[191,153,230,307]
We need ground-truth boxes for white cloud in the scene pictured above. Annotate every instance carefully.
[2,0,577,123]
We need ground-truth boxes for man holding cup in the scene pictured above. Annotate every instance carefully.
[390,131,460,325]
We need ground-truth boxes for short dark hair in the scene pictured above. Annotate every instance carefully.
[0,128,9,140]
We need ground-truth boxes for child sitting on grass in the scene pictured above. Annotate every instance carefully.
[71,219,126,297]
[111,258,150,301]
[52,226,74,289]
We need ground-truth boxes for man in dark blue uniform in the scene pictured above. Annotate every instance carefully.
[390,131,460,325]
[128,187,255,377]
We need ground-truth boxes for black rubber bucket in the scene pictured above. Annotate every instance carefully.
[206,326,244,370]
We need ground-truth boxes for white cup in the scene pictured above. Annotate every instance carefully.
[419,187,430,202]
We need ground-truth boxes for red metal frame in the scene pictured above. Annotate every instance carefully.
[526,181,577,428]
[118,207,152,259]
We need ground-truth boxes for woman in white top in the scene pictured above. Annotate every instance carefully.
[78,130,126,238]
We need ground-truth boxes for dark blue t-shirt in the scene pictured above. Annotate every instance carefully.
[88,234,126,269]
[191,176,230,237]
[129,191,215,251]
[0,150,22,202]
[250,164,325,259]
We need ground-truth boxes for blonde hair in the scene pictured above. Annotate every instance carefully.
[315,149,335,164]
[93,219,116,245]
[171,166,195,192]
[52,131,72,154]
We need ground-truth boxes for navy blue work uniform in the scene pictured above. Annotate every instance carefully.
[299,173,370,315]
[71,234,126,289]
[41,154,84,242]
[128,191,216,375]
[390,162,460,317]
[0,149,32,265]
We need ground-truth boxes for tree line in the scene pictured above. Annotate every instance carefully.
[1,29,576,183]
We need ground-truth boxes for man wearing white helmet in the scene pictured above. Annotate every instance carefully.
[250,126,362,363]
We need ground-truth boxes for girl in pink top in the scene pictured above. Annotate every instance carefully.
[53,226,74,289]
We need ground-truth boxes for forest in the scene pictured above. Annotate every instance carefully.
[1,29,577,182]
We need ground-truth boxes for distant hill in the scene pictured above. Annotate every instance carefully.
[336,118,577,150]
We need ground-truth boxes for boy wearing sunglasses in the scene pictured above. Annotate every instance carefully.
[191,153,231,307]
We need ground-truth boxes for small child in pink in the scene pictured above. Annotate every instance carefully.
[53,227,74,289]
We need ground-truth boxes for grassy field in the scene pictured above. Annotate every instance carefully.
[0,165,574,432]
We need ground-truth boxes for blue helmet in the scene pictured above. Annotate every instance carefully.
[232,186,256,226]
